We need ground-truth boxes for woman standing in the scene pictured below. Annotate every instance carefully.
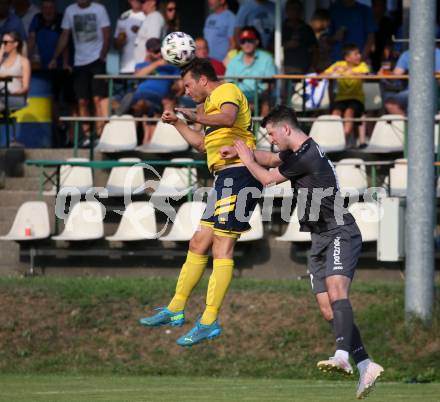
[159,0,180,34]
[0,31,31,111]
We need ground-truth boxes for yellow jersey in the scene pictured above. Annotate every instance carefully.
[204,82,256,172]
[324,61,369,103]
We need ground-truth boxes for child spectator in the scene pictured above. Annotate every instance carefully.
[324,43,369,147]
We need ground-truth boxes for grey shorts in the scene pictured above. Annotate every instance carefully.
[308,223,362,294]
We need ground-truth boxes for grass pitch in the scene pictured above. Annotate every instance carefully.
[0,375,439,402]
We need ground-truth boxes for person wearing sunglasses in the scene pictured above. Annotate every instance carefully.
[115,37,179,144]
[225,26,276,115]
[0,31,30,112]
[159,0,179,35]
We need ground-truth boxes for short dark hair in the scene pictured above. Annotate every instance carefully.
[180,58,218,82]
[342,43,360,58]
[261,105,300,130]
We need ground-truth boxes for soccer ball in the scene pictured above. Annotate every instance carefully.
[161,31,196,67]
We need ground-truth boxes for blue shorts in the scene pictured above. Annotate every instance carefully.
[200,166,263,238]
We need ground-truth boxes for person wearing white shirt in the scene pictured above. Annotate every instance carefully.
[49,0,111,146]
[134,0,165,64]
[12,0,39,35]
[114,0,146,74]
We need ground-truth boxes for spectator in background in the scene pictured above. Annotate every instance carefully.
[49,0,111,147]
[28,0,75,146]
[116,38,179,144]
[195,37,225,76]
[0,0,26,40]
[12,0,38,35]
[234,0,274,49]
[159,0,179,35]
[324,43,369,147]
[203,0,235,62]
[329,0,376,62]
[114,0,146,74]
[383,48,440,116]
[282,0,317,74]
[226,26,276,115]
[310,8,332,72]
[0,31,30,111]
[369,0,395,72]
[134,0,165,64]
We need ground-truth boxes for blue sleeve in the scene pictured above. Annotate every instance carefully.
[435,50,440,72]
[395,51,409,71]
[264,54,277,75]
[225,57,238,77]
[135,62,147,71]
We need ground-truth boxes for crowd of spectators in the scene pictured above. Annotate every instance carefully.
[0,0,422,148]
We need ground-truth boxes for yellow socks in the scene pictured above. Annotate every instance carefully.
[200,258,234,325]
[167,251,208,313]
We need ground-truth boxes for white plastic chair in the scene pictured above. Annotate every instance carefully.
[309,115,346,152]
[276,207,311,242]
[160,201,206,241]
[150,158,198,199]
[364,114,405,153]
[137,121,189,153]
[348,202,380,242]
[363,82,383,112]
[238,204,264,242]
[106,202,158,241]
[388,158,408,197]
[105,157,146,196]
[0,201,50,241]
[335,158,368,196]
[52,201,104,241]
[95,115,137,152]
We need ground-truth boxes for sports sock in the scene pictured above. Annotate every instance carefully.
[351,323,370,364]
[357,358,371,374]
[200,258,234,325]
[331,298,354,353]
[327,319,370,364]
[167,251,208,313]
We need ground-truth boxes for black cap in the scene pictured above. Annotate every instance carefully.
[146,37,161,52]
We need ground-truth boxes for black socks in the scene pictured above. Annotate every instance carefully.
[331,298,354,352]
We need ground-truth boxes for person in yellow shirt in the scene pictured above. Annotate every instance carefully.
[325,43,369,147]
[139,58,262,347]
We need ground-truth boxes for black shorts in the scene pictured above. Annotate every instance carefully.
[73,59,107,100]
[333,99,364,117]
[308,223,362,294]
[200,166,263,238]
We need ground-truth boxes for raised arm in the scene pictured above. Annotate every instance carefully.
[176,103,238,128]
[162,109,205,153]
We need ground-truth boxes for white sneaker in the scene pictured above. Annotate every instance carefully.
[356,361,384,399]
[317,356,353,375]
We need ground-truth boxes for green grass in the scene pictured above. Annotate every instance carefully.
[0,375,439,402]
[0,277,439,381]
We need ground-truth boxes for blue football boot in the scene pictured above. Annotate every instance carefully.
[139,307,185,327]
[176,319,222,347]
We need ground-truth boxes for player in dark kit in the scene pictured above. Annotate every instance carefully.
[220,105,383,399]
